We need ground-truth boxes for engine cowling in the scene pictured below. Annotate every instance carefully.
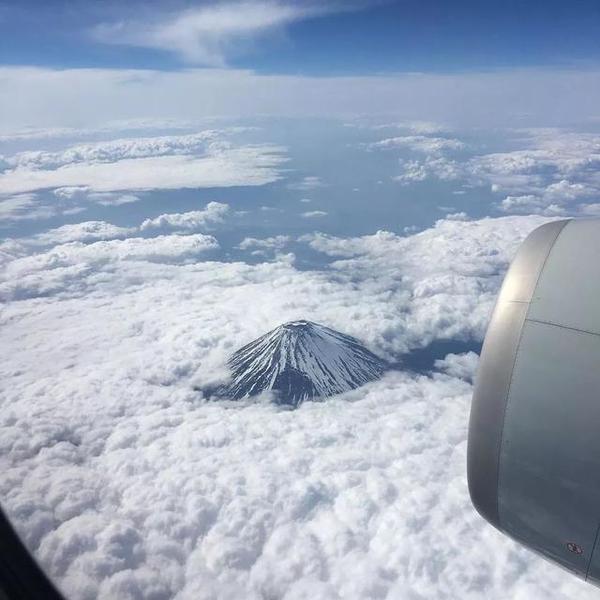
[468,218,600,583]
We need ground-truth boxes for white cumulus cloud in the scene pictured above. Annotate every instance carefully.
[2,213,593,600]
[140,202,230,232]
[434,351,479,382]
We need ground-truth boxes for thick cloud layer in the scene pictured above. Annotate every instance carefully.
[0,131,286,196]
[2,212,594,599]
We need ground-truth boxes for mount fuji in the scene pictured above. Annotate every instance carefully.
[222,320,387,406]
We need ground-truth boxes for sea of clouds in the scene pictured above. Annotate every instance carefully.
[1,196,597,599]
[2,122,600,599]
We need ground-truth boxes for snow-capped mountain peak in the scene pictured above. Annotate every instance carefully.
[224,320,387,405]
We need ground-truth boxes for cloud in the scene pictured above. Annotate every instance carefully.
[394,157,462,184]
[444,212,470,221]
[300,229,402,258]
[434,351,479,382]
[543,179,591,201]
[364,120,452,135]
[0,193,55,222]
[403,225,420,234]
[0,132,287,195]
[499,194,561,215]
[368,135,466,154]
[287,176,325,191]
[7,131,238,170]
[0,118,209,145]
[0,192,90,225]
[1,233,219,301]
[91,2,344,66]
[0,189,142,228]
[498,178,599,216]
[379,128,600,217]
[2,213,596,600]
[140,202,230,232]
[52,187,141,207]
[31,221,135,245]
[238,235,291,251]
[467,131,600,203]
[496,179,598,216]
[1,202,230,269]
[4,66,600,133]
[89,193,141,207]
[301,210,328,218]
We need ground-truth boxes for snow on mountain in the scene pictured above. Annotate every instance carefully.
[224,320,387,405]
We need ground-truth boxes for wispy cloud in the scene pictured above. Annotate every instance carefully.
[287,176,325,191]
[301,210,328,218]
[92,1,348,66]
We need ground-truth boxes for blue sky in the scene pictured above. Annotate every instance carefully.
[2,0,600,73]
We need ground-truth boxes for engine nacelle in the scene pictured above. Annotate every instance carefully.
[468,218,600,582]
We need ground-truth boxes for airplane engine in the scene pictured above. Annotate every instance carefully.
[468,218,600,583]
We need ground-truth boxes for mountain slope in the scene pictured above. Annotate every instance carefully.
[224,320,387,405]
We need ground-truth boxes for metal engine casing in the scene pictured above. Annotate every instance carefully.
[468,218,600,583]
